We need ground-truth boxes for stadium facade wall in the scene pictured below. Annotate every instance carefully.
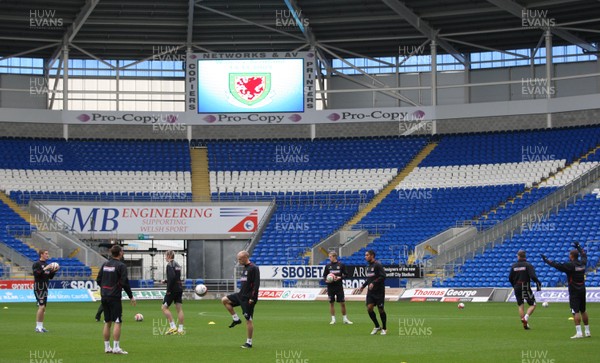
[328,61,599,108]
[0,122,63,138]
[0,75,47,109]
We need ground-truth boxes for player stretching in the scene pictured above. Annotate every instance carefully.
[542,241,591,339]
[222,250,260,348]
[162,250,185,335]
[32,250,58,333]
[323,251,353,325]
[509,250,542,330]
[359,250,387,335]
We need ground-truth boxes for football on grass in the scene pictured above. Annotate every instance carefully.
[458,303,465,309]
[195,284,208,297]
[134,313,143,322]
[542,302,549,308]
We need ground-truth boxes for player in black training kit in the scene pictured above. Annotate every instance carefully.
[96,245,136,354]
[358,250,387,335]
[161,250,185,335]
[542,241,591,339]
[323,251,353,325]
[509,250,542,330]
[32,250,58,333]
[222,250,260,348]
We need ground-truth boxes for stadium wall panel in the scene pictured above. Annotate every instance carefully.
[68,123,187,140]
[0,122,63,138]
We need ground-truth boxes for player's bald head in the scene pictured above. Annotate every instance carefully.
[237,250,250,264]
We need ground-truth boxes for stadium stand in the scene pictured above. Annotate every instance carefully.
[0,199,38,261]
[340,126,600,271]
[0,198,91,277]
[0,138,192,204]
[207,136,429,264]
[441,189,600,288]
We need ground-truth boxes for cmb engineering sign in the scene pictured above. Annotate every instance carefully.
[36,202,269,238]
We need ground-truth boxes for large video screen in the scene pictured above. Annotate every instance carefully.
[196,58,305,113]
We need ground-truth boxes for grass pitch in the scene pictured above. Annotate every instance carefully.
[1,300,598,363]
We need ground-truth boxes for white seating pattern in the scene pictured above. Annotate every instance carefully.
[397,160,565,189]
[0,169,192,193]
[538,161,599,187]
[210,168,398,194]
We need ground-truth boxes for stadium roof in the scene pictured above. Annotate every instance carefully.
[0,0,599,65]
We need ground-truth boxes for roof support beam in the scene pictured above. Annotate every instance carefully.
[47,0,99,72]
[0,43,59,62]
[381,0,468,66]
[196,3,306,42]
[187,0,195,49]
[318,43,420,106]
[486,0,598,53]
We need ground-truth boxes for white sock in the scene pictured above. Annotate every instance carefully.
[343,315,349,321]
[104,341,111,350]
[170,321,176,329]
[331,316,336,321]
[246,338,252,345]
[524,314,529,321]
[585,325,590,334]
[232,313,240,321]
[36,322,43,329]
[114,341,120,349]
[178,324,184,331]
[576,326,582,335]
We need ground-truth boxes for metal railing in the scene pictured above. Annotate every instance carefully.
[29,201,107,267]
[245,198,277,255]
[432,162,600,274]
[348,223,396,235]
[19,191,366,206]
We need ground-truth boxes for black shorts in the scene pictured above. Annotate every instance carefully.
[34,289,48,306]
[328,286,345,303]
[366,292,385,308]
[514,287,536,306]
[101,298,123,323]
[569,288,586,314]
[163,291,183,307]
[227,293,256,320]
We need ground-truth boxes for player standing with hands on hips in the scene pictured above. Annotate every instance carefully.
[32,250,58,333]
[222,250,260,348]
[508,250,542,330]
[541,241,591,339]
[323,251,353,325]
[358,250,387,335]
[97,245,136,354]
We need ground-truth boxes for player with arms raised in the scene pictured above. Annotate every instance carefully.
[542,241,591,338]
